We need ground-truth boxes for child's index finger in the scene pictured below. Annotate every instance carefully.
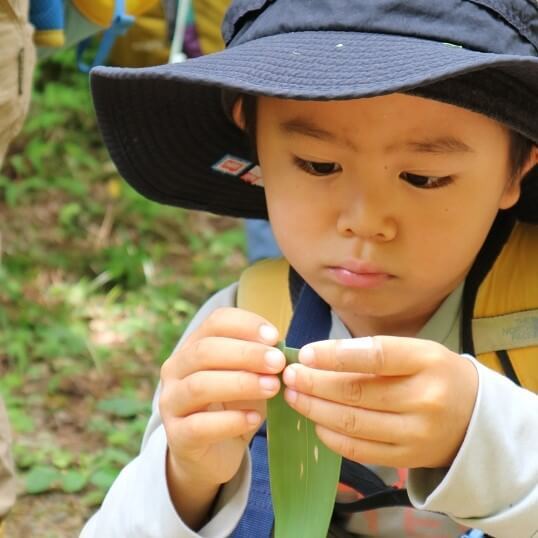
[297,336,431,376]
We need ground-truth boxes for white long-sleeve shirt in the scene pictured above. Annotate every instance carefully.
[81,283,538,538]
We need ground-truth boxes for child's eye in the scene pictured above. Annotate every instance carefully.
[400,172,453,189]
[294,157,342,176]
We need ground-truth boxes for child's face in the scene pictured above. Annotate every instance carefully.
[256,94,522,336]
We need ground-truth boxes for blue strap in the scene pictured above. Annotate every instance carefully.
[231,423,274,537]
[286,283,332,348]
[232,281,332,537]
[77,0,135,73]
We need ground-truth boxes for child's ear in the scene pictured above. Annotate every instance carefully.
[232,98,246,130]
[499,145,538,210]
[529,145,538,170]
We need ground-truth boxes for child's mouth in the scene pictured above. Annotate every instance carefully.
[327,262,393,289]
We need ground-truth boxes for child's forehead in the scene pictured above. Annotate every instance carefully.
[263,92,448,111]
[256,93,512,155]
[258,94,503,134]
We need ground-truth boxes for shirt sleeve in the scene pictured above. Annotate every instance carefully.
[407,355,538,538]
[80,283,253,538]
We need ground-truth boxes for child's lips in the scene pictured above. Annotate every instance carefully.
[327,261,393,289]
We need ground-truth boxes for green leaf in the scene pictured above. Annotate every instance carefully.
[8,407,35,433]
[97,397,150,418]
[58,202,82,229]
[13,444,39,469]
[99,447,132,466]
[268,344,342,538]
[61,470,88,493]
[51,449,74,469]
[82,489,106,507]
[25,465,61,494]
[90,467,119,491]
[106,428,134,447]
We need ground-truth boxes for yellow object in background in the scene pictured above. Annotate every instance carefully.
[192,0,230,54]
[109,4,169,67]
[109,0,234,68]
[33,29,65,47]
[72,0,160,27]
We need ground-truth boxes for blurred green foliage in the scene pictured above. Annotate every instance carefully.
[0,48,246,510]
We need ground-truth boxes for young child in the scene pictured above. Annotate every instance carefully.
[83,1,538,536]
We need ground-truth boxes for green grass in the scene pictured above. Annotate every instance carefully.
[0,48,247,510]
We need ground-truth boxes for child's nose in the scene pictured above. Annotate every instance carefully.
[335,189,397,242]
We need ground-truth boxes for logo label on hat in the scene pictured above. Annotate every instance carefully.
[241,165,264,187]
[212,155,251,176]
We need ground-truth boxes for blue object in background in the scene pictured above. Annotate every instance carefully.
[33,0,136,70]
[245,219,281,263]
[30,0,66,47]
[77,0,134,72]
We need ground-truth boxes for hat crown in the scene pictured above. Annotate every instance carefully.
[223,0,538,57]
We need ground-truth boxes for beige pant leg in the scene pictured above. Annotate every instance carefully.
[0,0,35,517]
[0,0,36,169]
[0,400,15,518]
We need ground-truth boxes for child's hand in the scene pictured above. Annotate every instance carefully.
[159,307,285,493]
[282,336,478,469]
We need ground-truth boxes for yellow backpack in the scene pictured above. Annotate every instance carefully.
[238,221,538,391]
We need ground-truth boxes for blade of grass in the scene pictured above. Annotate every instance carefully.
[267,344,342,538]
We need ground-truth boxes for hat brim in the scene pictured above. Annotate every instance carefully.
[91,31,538,219]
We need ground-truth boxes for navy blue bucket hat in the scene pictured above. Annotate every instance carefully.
[90,0,538,220]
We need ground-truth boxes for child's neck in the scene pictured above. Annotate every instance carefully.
[336,300,444,338]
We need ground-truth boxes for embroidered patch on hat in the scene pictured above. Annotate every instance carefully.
[241,165,264,187]
[212,155,252,176]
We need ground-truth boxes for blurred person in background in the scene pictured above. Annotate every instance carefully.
[0,0,35,528]
[0,0,35,166]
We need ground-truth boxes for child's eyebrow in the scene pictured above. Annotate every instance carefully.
[279,119,473,155]
[394,137,474,155]
[279,118,359,152]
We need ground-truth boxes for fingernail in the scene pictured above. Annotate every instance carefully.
[265,348,285,370]
[259,376,279,392]
[340,337,374,350]
[285,388,297,403]
[259,324,278,343]
[299,345,315,365]
[246,411,261,426]
[283,365,296,387]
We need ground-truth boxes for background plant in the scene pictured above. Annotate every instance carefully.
[0,48,246,536]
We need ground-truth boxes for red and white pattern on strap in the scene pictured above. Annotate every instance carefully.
[336,468,469,537]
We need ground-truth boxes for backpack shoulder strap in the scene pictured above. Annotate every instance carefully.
[237,258,293,336]
[473,222,538,391]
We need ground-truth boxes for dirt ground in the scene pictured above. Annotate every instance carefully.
[6,493,92,538]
